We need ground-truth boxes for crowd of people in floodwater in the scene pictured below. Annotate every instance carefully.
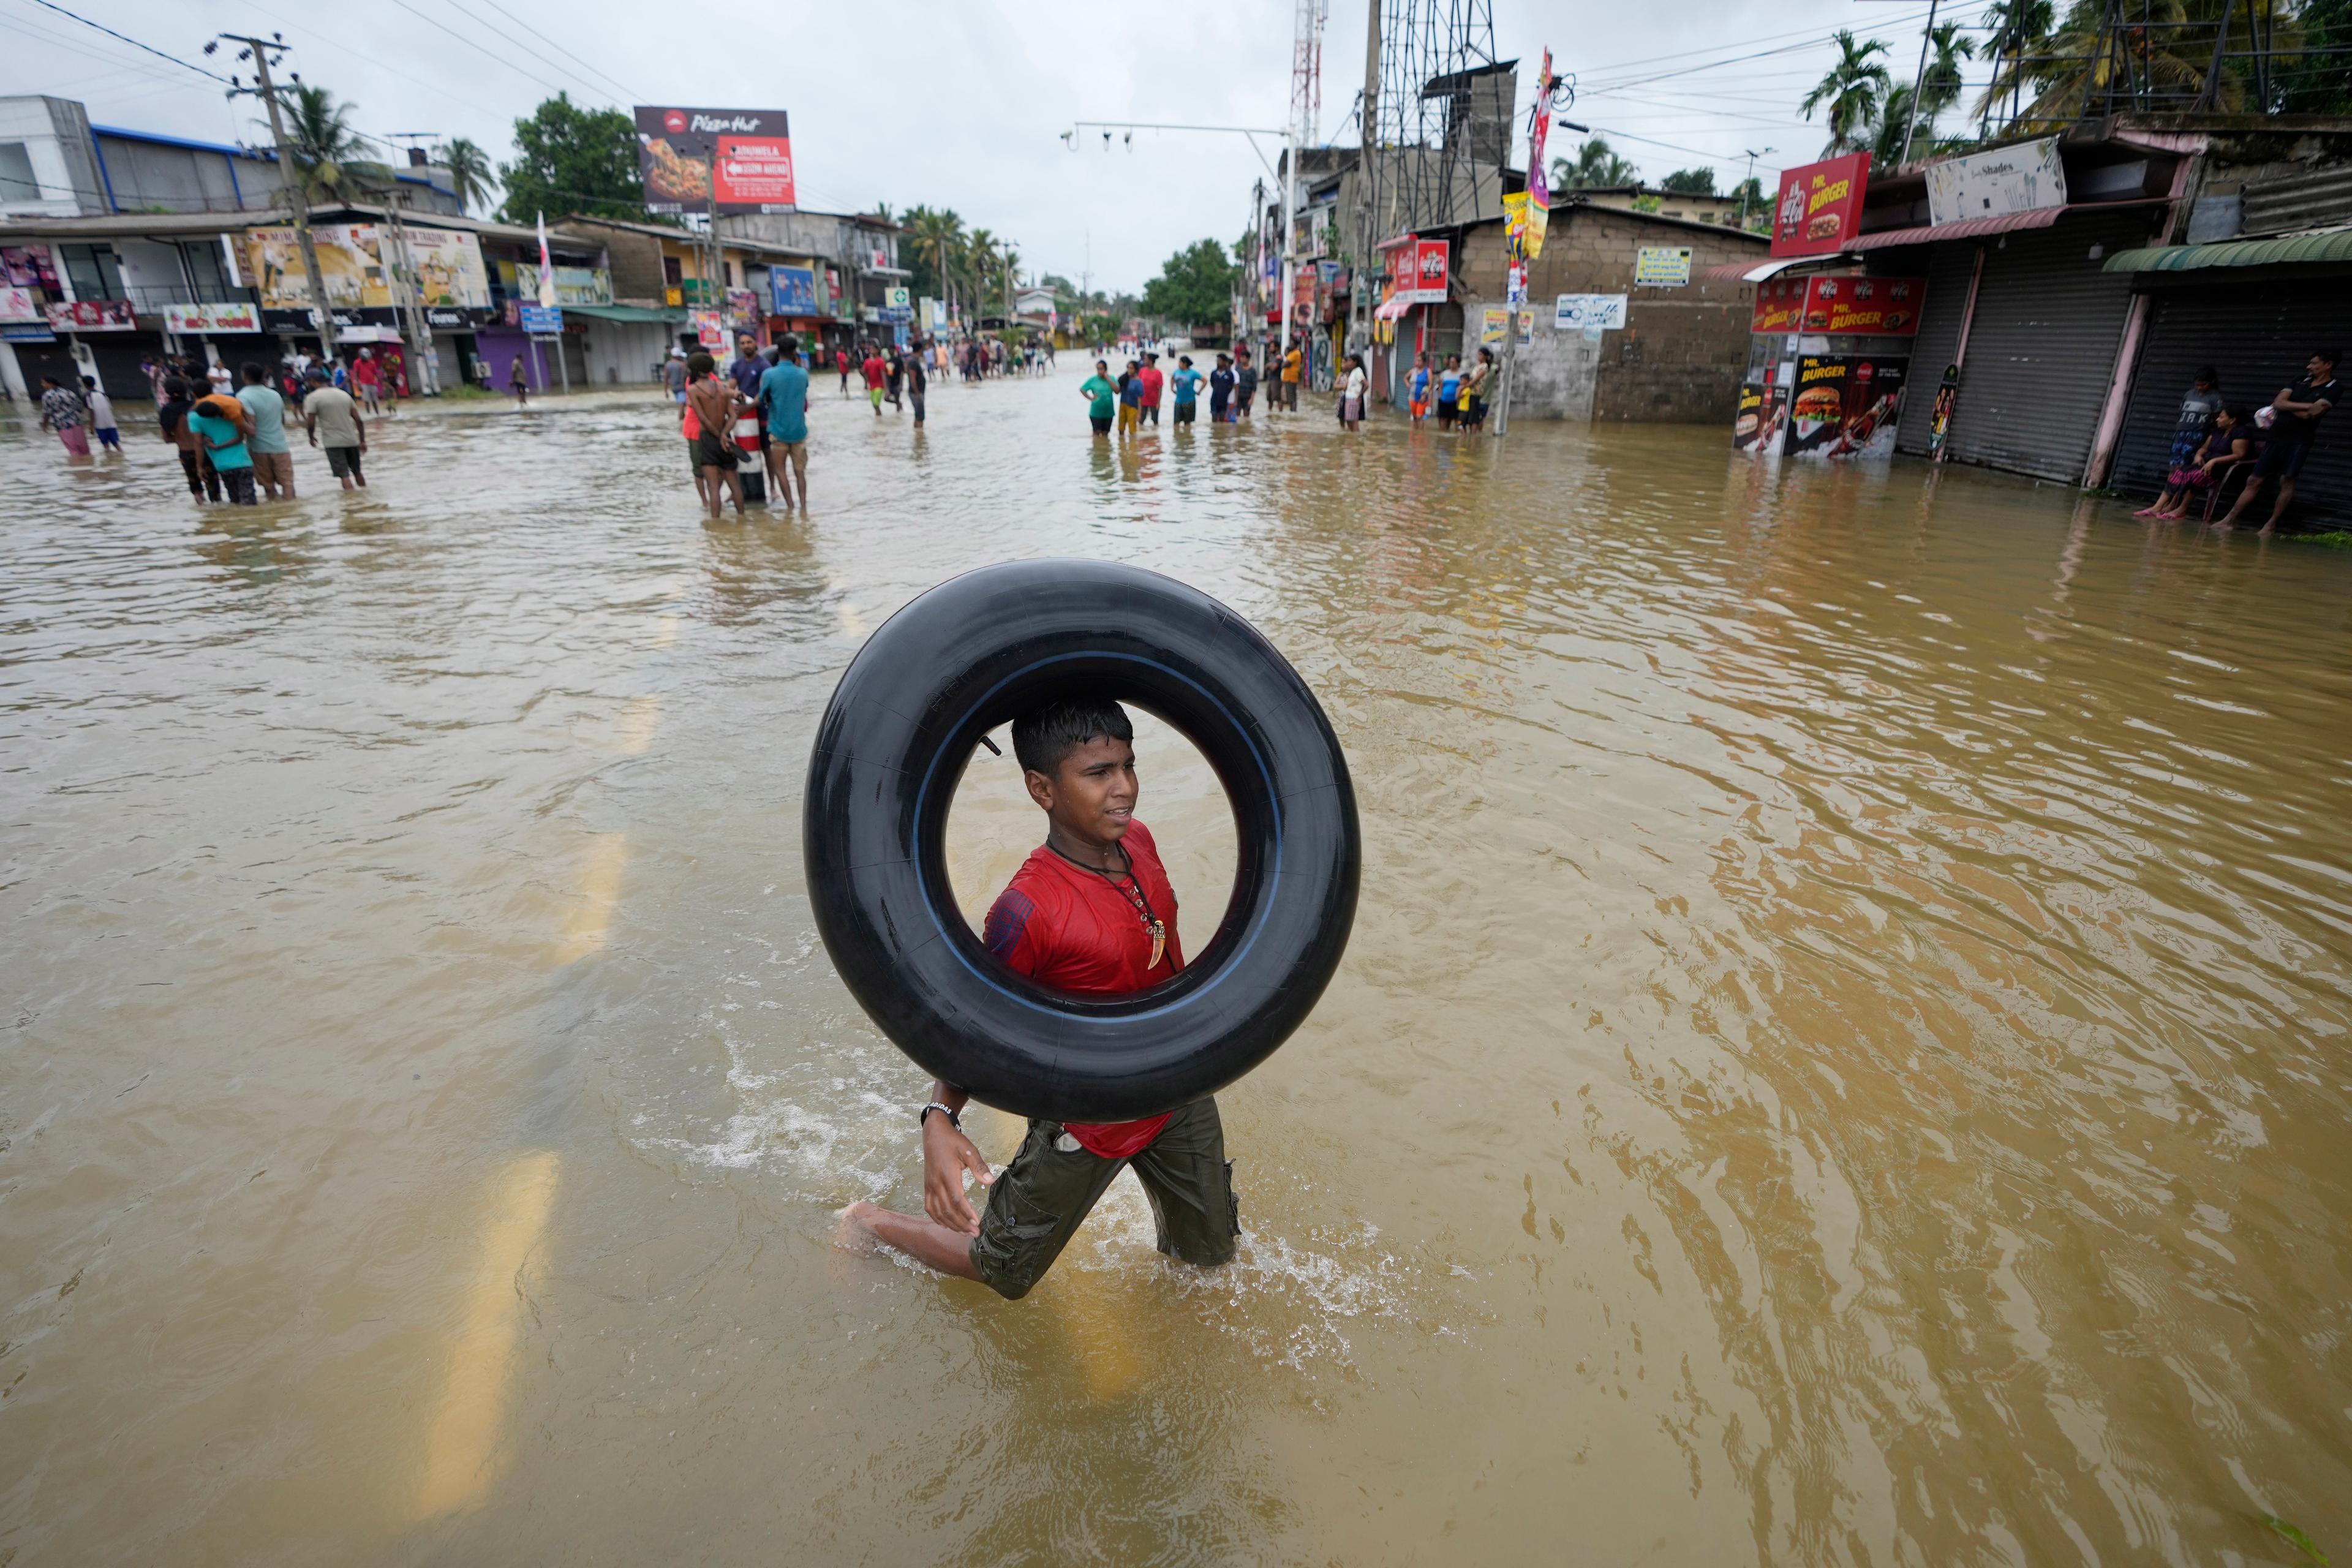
[1076,340,1501,439]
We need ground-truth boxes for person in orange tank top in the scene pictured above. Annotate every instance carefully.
[840,698,1241,1297]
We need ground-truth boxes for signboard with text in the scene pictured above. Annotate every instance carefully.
[633,106,796,215]
[1555,293,1627,330]
[46,299,137,331]
[1925,138,2065,227]
[1634,247,1692,287]
[1751,274,1926,335]
[163,301,262,334]
[1787,354,1909,461]
[1771,152,1871,257]
[519,304,564,334]
[1734,382,1789,453]
[1397,236,1449,305]
[771,265,818,315]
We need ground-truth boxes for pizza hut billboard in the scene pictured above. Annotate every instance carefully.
[1752,274,1926,335]
[634,106,796,216]
[1771,152,1871,257]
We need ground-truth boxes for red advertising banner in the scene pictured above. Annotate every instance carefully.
[1408,237,1449,303]
[715,135,795,209]
[1753,274,1928,334]
[1771,152,1871,257]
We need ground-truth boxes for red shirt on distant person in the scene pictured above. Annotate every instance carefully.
[982,819,1182,1158]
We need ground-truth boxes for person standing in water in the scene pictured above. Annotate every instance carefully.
[1080,359,1117,437]
[684,351,745,518]
[839,698,1241,1298]
[1339,353,1367,431]
[1232,347,1258,421]
[1208,353,1235,423]
[302,367,369,490]
[507,352,530,406]
[760,332,812,510]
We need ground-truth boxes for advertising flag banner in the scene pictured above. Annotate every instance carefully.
[1925,138,2065,226]
[635,108,796,215]
[1529,48,1555,213]
[1786,354,1909,461]
[45,299,137,331]
[1771,153,1871,257]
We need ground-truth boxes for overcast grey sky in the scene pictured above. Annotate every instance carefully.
[6,0,1997,292]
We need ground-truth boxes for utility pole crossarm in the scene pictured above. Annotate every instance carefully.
[219,33,337,365]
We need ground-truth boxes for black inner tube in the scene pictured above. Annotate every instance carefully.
[803,559,1359,1123]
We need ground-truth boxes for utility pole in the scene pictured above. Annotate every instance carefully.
[1899,0,1940,170]
[219,34,336,365]
[1355,0,1381,370]
[380,197,439,395]
[1741,148,1774,229]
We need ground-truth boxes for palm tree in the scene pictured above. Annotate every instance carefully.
[1975,0,2269,129]
[1551,137,1638,190]
[434,136,495,216]
[903,205,965,315]
[1800,31,1893,155]
[965,226,998,314]
[1921,20,1977,116]
[275,85,391,205]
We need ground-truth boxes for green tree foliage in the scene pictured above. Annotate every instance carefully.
[1975,0,2291,129]
[1552,137,1638,189]
[1659,167,1719,195]
[1139,238,1237,326]
[276,86,392,205]
[2283,0,2352,110]
[435,137,496,216]
[1801,31,1894,154]
[497,94,645,223]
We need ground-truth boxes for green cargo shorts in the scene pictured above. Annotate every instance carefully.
[969,1096,1240,1300]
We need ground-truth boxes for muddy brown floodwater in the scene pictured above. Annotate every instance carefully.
[4,372,2351,1566]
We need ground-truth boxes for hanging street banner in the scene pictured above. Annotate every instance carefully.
[163,301,262,334]
[1529,48,1555,214]
[633,107,797,216]
[1925,138,2065,227]
[1771,152,1871,257]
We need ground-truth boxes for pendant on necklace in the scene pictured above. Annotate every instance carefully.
[1147,920,1166,971]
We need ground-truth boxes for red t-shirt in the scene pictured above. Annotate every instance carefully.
[862,356,886,386]
[982,821,1183,1159]
[353,358,379,386]
[1137,366,1164,405]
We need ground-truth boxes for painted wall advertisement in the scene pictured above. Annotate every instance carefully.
[1926,138,2065,225]
[1785,355,1909,461]
[1734,382,1789,453]
[1771,152,1872,257]
[247,225,490,310]
[162,301,262,334]
[1634,247,1692,287]
[1751,274,1927,335]
[633,107,796,215]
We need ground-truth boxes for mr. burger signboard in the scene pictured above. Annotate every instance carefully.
[1751,274,1926,336]
[634,107,796,215]
[1771,153,1871,258]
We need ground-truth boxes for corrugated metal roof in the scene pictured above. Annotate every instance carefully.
[2104,225,2352,272]
[1842,206,2066,251]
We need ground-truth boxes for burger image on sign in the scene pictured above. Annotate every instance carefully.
[1793,383,1844,440]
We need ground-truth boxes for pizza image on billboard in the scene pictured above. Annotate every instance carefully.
[635,107,794,214]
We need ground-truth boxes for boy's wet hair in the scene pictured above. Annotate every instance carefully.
[687,350,715,375]
[1013,698,1134,779]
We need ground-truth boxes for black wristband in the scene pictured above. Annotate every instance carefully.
[920,1101,960,1131]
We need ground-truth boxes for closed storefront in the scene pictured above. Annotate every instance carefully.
[1890,244,1979,456]
[2103,232,2352,531]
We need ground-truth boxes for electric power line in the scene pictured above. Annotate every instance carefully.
[469,0,642,102]
[20,0,229,82]
[432,0,631,107]
[378,0,574,99]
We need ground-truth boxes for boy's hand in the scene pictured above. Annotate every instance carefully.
[922,1117,993,1235]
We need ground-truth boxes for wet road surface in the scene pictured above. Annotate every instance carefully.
[5,372,2352,1564]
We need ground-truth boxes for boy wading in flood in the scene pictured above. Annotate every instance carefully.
[840,698,1242,1299]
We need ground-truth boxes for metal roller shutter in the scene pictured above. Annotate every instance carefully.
[1888,243,1977,456]
[2111,281,2352,529]
[1942,209,2162,483]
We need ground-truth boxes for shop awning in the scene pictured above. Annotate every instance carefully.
[2103,225,2352,273]
[562,303,687,323]
[1842,206,2067,251]
[1700,255,1818,282]
[1374,295,1414,320]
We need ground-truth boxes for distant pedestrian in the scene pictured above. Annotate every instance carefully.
[1280,341,1302,410]
[904,337,929,429]
[885,345,905,410]
[303,368,368,491]
[2218,348,2339,533]
[353,348,383,415]
[206,358,235,398]
[38,376,90,459]
[1339,353,1366,431]
[1436,354,1462,431]
[189,391,258,505]
[685,350,745,518]
[862,345,887,415]
[1462,348,1493,433]
[1208,353,1234,422]
[1233,347,1259,420]
[157,377,221,502]
[837,345,852,396]
[508,353,530,406]
[140,353,167,405]
[665,348,688,407]
[1409,353,1431,426]
[80,376,122,452]
[760,332,812,509]
[235,363,295,499]
[1170,355,1202,426]
[1080,359,1117,437]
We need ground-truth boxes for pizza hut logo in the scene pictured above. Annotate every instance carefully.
[664,110,687,134]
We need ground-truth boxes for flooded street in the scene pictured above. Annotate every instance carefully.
[7,372,2352,1565]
